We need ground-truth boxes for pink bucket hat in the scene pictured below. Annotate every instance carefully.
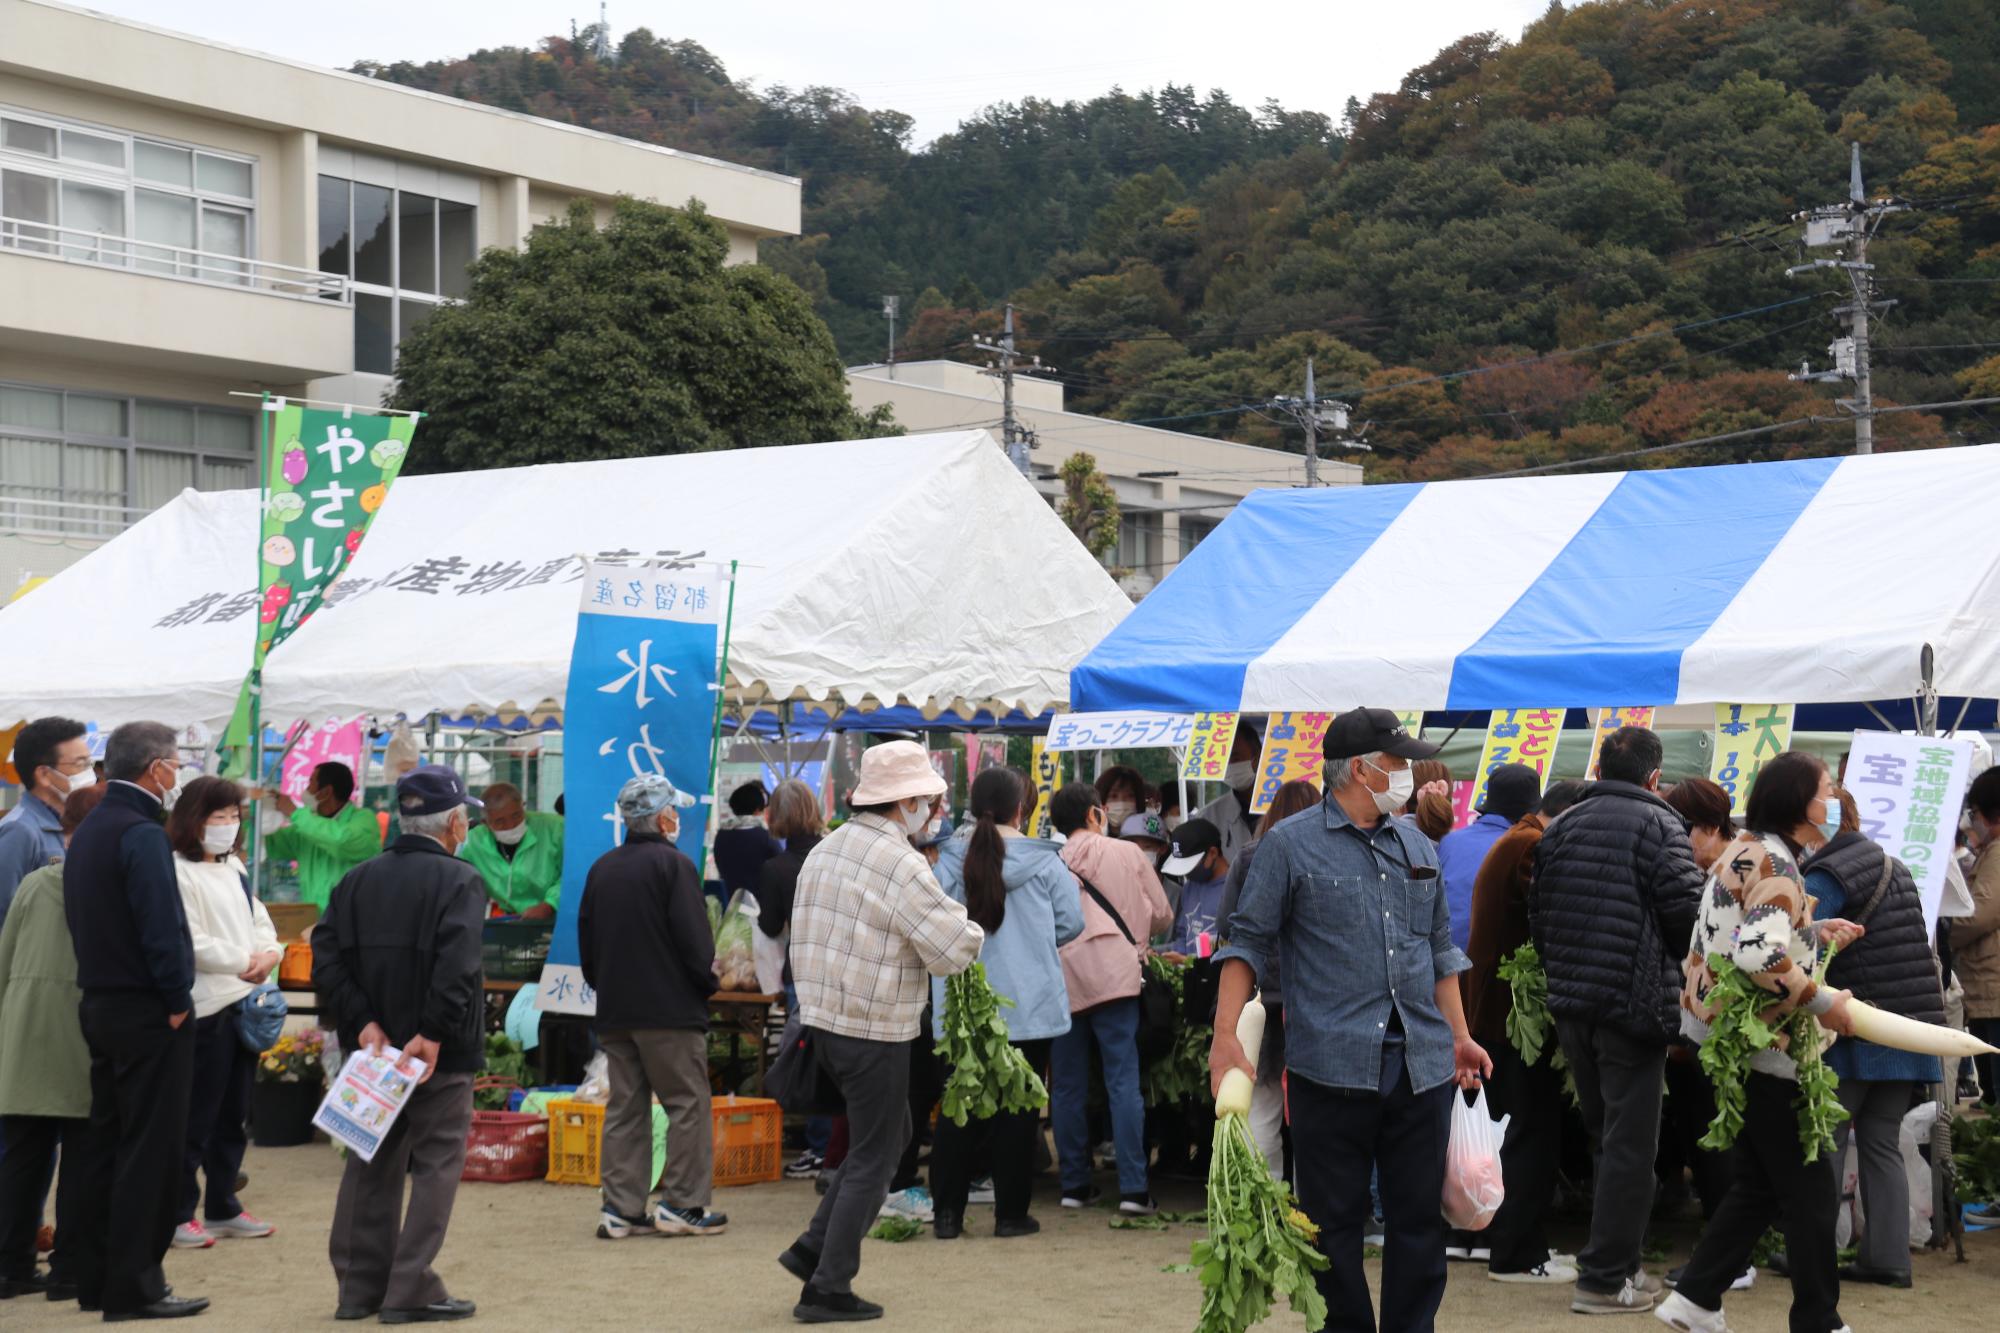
[850,740,947,806]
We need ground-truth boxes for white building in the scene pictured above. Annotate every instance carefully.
[847,360,1362,595]
[0,0,799,592]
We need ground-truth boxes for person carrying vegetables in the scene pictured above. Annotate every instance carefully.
[927,767,1082,1239]
[1210,708,1490,1333]
[1655,751,1864,1333]
[779,741,984,1325]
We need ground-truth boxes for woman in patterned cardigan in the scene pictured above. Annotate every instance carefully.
[1656,752,1865,1333]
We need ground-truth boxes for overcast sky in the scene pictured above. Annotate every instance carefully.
[70,0,1553,145]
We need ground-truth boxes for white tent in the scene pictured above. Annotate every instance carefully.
[0,431,1131,731]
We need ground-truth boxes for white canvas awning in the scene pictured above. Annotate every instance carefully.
[0,431,1131,731]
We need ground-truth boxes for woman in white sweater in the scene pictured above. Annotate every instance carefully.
[167,776,281,1250]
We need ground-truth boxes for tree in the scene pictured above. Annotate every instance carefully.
[1058,452,1119,562]
[389,197,892,471]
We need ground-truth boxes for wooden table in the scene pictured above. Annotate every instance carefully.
[709,991,781,1094]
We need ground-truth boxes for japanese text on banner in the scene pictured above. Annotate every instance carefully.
[1469,709,1563,812]
[1584,708,1655,780]
[1844,731,1975,931]
[1709,704,1794,816]
[1044,711,1196,752]
[1181,712,1240,781]
[1030,740,1060,840]
[280,716,368,805]
[538,561,725,1017]
[1252,711,1333,814]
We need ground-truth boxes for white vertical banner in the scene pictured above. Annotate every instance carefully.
[1843,731,1976,931]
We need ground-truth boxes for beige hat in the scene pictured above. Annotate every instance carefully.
[850,740,947,806]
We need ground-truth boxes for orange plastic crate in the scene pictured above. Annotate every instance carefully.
[711,1094,782,1188]
[546,1100,604,1186]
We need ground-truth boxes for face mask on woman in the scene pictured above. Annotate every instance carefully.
[901,801,933,837]
[1105,800,1137,827]
[1816,794,1841,841]
[201,821,240,856]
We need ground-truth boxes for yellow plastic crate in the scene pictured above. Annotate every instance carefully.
[544,1095,782,1188]
[546,1100,604,1186]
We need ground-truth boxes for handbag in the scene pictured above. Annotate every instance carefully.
[236,980,288,1054]
[1078,876,1177,1062]
[765,1008,846,1115]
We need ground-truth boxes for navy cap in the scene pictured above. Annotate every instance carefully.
[1160,817,1221,876]
[396,764,483,818]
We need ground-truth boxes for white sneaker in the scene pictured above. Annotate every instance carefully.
[1491,1260,1579,1284]
[1655,1291,1731,1332]
[878,1187,935,1222]
[171,1221,216,1250]
[1572,1276,1661,1315]
[1445,1245,1471,1261]
[596,1209,657,1240]
[1731,1267,1754,1292]
[205,1211,274,1239]
[966,1177,996,1205]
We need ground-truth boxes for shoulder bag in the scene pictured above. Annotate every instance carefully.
[1078,875,1176,1062]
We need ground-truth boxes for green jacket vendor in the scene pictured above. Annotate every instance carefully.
[266,762,382,909]
[460,783,563,919]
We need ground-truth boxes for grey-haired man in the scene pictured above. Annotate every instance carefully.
[577,774,726,1240]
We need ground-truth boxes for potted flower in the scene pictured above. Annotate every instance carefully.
[253,1028,329,1147]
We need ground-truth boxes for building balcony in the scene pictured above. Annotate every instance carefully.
[0,216,354,382]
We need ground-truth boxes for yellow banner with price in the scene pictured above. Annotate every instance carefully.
[1469,709,1564,812]
[1030,739,1060,840]
[1584,707,1656,780]
[1250,710,1334,814]
[1709,704,1793,816]
[1180,711,1240,781]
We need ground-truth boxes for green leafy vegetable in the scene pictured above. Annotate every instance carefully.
[868,1216,924,1242]
[1697,950,1847,1162]
[1495,943,1577,1104]
[1141,954,1213,1108]
[1111,1214,1169,1231]
[1953,1113,2000,1205]
[935,962,1049,1126]
[1191,1112,1330,1332]
[476,1033,530,1110]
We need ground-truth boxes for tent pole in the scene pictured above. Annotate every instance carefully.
[246,392,270,902]
[1947,696,1974,738]
[1862,702,1898,732]
[1917,646,1939,738]
[700,560,740,882]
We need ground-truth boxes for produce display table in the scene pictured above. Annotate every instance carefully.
[709,991,781,1094]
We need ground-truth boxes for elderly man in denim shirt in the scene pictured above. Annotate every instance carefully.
[1211,708,1490,1333]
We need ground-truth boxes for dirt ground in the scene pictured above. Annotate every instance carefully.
[10,1142,2000,1331]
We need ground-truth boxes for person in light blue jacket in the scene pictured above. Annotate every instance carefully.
[927,766,1083,1240]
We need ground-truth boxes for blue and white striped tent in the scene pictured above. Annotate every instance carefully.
[1071,445,2000,715]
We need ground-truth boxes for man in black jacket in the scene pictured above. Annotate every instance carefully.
[1529,726,1702,1315]
[579,773,726,1240]
[63,720,209,1321]
[312,765,486,1325]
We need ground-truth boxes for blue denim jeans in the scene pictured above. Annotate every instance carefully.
[1050,997,1148,1197]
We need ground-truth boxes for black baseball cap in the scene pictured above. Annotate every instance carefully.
[1161,817,1221,876]
[1322,707,1441,762]
[1480,763,1541,823]
[397,763,484,818]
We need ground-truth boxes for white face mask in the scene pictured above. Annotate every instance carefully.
[659,814,681,842]
[54,766,95,796]
[201,821,240,856]
[1365,760,1414,816]
[1163,815,1183,833]
[901,801,933,837]
[491,823,527,847]
[1224,761,1255,790]
[160,761,192,809]
[1105,800,1136,827]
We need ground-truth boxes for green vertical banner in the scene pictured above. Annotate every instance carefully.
[218,403,418,778]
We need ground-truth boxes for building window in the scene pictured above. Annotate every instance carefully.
[0,381,255,537]
[1180,516,1218,558]
[319,175,475,375]
[0,105,256,281]
[1115,512,1161,572]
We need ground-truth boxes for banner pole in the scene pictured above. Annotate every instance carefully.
[246,392,271,900]
[700,559,741,881]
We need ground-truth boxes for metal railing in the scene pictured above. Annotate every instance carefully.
[0,215,350,302]
[0,493,149,539]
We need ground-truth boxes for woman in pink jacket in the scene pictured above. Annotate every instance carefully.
[1049,783,1174,1214]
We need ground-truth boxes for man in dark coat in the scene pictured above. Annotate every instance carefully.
[62,721,209,1321]
[578,773,725,1240]
[1530,726,1703,1315]
[311,766,487,1325]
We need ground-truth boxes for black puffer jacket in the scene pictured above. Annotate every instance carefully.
[1801,833,1945,1025]
[1530,781,1703,1045]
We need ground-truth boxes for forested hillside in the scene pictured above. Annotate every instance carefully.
[360,0,2000,479]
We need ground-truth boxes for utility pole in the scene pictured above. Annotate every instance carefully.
[881,295,899,378]
[1786,143,1904,455]
[1272,357,1359,485]
[973,303,1048,475]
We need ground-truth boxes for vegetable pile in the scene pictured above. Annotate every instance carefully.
[1696,950,1847,1162]
[1495,943,1577,1103]
[1142,954,1213,1108]
[1952,1113,2000,1206]
[935,962,1049,1126]
[475,1033,530,1110]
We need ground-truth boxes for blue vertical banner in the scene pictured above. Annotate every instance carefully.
[537,560,726,1016]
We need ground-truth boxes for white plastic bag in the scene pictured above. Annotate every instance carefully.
[574,1050,610,1103]
[1441,1086,1509,1231]
[753,923,789,997]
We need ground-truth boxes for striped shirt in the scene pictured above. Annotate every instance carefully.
[789,812,984,1042]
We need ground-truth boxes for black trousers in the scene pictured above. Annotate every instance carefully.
[1677,1072,1841,1333]
[0,1114,82,1282]
[929,1038,1050,1222]
[180,1006,252,1225]
[1555,1019,1665,1294]
[1483,1042,1564,1273]
[1290,1063,1453,1333]
[1970,1017,2000,1105]
[71,992,195,1314]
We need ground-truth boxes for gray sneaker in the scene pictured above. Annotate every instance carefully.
[1572,1276,1662,1315]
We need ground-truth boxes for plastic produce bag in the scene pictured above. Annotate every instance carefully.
[574,1051,610,1103]
[714,889,760,992]
[1441,1086,1509,1231]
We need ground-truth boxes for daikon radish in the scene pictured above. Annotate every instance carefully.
[1215,992,1266,1119]
[1847,999,1999,1057]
